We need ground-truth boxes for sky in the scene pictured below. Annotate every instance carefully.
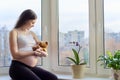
[59,0,89,33]
[59,0,120,33]
[0,0,120,34]
[0,0,41,31]
[104,0,120,33]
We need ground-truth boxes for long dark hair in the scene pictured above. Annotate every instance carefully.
[14,9,37,28]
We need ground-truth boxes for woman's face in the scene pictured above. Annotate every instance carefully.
[25,19,36,30]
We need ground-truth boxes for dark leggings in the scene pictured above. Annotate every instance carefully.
[9,60,58,80]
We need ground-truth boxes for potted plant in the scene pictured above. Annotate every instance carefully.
[97,50,120,80]
[66,41,86,79]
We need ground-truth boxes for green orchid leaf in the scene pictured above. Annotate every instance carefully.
[72,48,80,65]
[66,57,77,64]
[66,43,86,65]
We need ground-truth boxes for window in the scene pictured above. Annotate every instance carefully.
[104,0,120,52]
[58,0,89,67]
[51,0,113,75]
[51,0,97,74]
[0,0,41,67]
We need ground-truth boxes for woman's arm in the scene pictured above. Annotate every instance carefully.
[30,31,48,57]
[9,29,35,59]
[30,31,40,43]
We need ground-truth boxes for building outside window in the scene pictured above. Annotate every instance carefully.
[58,0,89,67]
[104,0,120,53]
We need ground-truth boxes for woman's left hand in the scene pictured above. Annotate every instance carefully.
[39,51,48,57]
[35,48,48,57]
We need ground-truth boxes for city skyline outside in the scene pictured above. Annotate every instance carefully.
[58,0,89,66]
[0,0,120,67]
[0,0,41,67]
[59,0,120,66]
[59,0,89,38]
[104,0,120,52]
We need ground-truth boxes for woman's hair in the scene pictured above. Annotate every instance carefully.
[14,9,37,28]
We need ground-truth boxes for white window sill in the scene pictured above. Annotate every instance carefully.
[56,74,111,80]
[0,74,111,80]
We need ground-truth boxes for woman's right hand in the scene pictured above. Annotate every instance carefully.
[34,48,48,57]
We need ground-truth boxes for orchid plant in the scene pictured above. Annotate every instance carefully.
[66,41,87,65]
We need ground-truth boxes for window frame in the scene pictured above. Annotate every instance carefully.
[50,0,111,76]
[50,0,98,74]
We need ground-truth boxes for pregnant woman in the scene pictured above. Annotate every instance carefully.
[9,9,58,80]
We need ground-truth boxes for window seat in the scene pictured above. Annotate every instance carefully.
[56,74,111,80]
[0,74,111,80]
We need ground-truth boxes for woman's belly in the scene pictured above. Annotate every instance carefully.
[15,56,38,67]
[16,47,38,67]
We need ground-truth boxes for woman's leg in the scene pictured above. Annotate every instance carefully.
[31,66,58,80]
[9,60,41,80]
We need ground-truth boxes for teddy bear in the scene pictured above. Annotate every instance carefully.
[32,41,48,52]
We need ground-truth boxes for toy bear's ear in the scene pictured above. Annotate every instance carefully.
[32,45,40,51]
[32,46,37,51]
[46,42,48,45]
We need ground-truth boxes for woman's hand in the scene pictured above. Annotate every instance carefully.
[34,48,48,57]
[39,50,48,57]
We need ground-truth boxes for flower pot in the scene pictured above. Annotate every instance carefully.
[112,69,120,80]
[71,64,86,79]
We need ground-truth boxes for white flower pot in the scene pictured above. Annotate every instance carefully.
[71,64,86,79]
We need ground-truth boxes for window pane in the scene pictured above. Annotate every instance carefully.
[104,0,120,52]
[59,0,89,66]
[0,0,41,67]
